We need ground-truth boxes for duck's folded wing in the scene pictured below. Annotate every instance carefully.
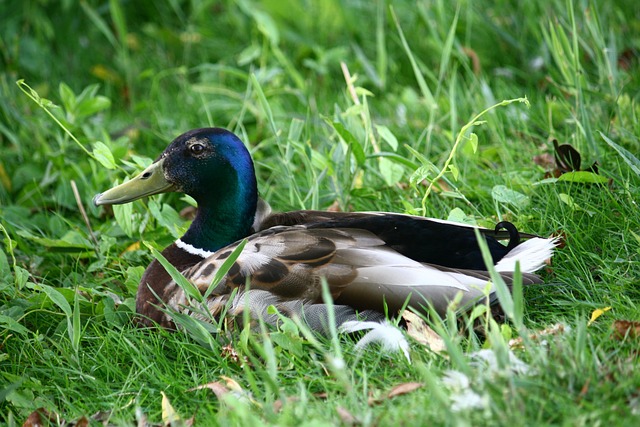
[186,227,542,317]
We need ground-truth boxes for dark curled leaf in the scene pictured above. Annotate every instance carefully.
[552,139,598,175]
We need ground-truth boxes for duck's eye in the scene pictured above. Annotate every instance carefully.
[190,143,205,154]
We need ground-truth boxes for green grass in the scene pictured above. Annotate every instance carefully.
[1,0,640,425]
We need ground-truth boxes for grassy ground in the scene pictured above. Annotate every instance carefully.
[1,0,640,425]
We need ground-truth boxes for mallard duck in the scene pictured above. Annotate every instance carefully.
[94,128,557,332]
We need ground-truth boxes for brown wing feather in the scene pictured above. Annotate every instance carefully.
[188,227,383,303]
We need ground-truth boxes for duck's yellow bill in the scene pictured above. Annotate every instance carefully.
[93,158,175,205]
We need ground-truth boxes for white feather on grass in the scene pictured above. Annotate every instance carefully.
[339,320,411,362]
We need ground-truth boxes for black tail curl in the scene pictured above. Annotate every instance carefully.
[495,221,521,251]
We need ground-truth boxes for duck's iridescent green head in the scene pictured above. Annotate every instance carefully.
[94,128,258,252]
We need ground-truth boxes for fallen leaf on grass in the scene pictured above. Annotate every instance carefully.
[533,152,555,169]
[612,320,640,340]
[336,406,359,426]
[22,408,60,426]
[553,139,598,175]
[161,391,181,426]
[509,322,568,349]
[538,140,607,184]
[22,411,42,427]
[402,310,445,353]
[388,382,423,398]
[273,396,300,413]
[188,381,230,399]
[188,376,254,404]
[588,307,612,326]
[368,382,423,405]
[124,241,141,252]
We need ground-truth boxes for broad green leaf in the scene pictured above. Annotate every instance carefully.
[0,315,29,335]
[148,200,185,239]
[92,141,116,169]
[0,247,8,277]
[379,157,404,187]
[468,133,479,153]
[446,208,477,226]
[558,193,575,208]
[331,122,366,166]
[16,230,93,252]
[375,124,398,151]
[491,185,530,209]
[124,266,145,296]
[113,202,134,237]
[237,44,261,66]
[251,9,279,44]
[557,171,609,184]
[37,284,72,317]
[409,165,433,187]
[76,96,111,118]
[448,164,460,181]
[58,83,76,111]
[14,266,29,289]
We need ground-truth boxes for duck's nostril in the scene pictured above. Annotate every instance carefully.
[141,172,152,179]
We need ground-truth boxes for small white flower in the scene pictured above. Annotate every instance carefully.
[470,349,531,376]
[442,370,488,412]
[450,389,488,412]
[442,370,471,390]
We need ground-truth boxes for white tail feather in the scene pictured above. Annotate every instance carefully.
[495,237,559,273]
[340,320,411,362]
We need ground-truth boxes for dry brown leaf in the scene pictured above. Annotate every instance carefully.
[369,382,424,405]
[533,153,555,169]
[22,408,58,427]
[387,382,423,398]
[326,200,342,212]
[273,396,300,413]
[188,381,230,399]
[612,320,640,340]
[22,409,44,427]
[461,47,481,75]
[220,375,243,393]
[402,310,445,353]
[509,322,567,349]
[90,410,112,423]
[618,48,639,70]
[75,416,90,427]
[336,406,359,426]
